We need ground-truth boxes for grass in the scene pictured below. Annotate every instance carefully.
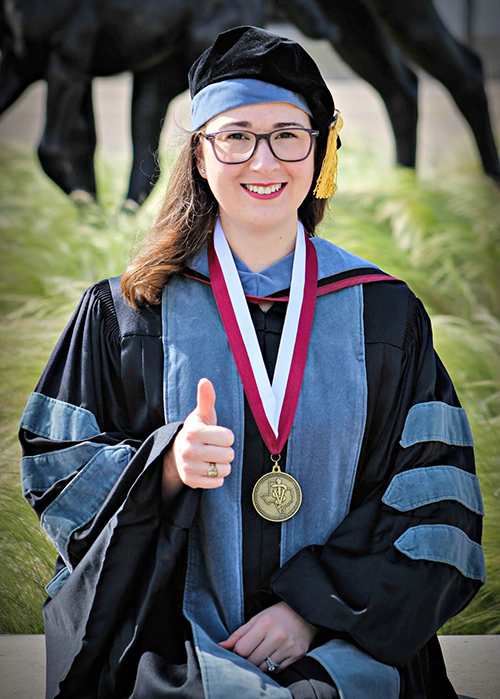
[0,140,499,634]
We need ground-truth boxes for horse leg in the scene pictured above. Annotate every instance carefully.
[37,51,95,196]
[312,0,419,167]
[125,58,188,208]
[67,82,97,201]
[365,0,500,179]
[0,50,38,116]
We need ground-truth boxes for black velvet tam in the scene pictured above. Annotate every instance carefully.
[188,25,336,134]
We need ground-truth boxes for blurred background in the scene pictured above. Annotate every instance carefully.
[2,2,500,177]
[0,0,499,643]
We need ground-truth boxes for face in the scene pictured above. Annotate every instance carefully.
[196,102,315,235]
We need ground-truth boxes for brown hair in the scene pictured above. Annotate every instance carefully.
[121,132,329,307]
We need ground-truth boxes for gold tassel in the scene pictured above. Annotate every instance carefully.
[313,111,344,199]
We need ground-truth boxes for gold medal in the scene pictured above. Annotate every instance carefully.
[252,455,302,522]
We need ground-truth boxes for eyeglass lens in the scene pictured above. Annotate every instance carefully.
[212,129,312,163]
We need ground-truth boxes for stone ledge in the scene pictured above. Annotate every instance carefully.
[0,635,498,699]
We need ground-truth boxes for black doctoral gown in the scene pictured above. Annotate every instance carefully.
[19,271,483,699]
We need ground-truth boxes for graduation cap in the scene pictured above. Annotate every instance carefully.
[188,25,343,198]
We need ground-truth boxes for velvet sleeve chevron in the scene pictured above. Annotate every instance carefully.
[262,289,485,668]
[18,281,184,595]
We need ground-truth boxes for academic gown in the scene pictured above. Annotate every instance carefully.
[19,244,484,699]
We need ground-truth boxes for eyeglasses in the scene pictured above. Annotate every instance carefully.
[199,128,319,164]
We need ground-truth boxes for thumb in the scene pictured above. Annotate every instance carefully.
[194,378,217,425]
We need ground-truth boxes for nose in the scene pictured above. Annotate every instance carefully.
[249,137,280,172]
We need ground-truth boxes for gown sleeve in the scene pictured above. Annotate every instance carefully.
[18,281,187,582]
[258,290,485,667]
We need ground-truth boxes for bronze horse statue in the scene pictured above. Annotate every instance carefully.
[0,0,267,208]
[1,0,498,209]
[285,0,500,181]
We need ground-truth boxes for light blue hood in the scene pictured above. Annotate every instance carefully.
[162,236,400,699]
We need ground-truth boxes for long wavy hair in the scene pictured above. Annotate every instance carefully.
[121,131,329,307]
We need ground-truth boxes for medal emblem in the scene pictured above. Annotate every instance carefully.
[252,455,302,521]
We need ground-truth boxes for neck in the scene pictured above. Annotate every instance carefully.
[218,213,298,272]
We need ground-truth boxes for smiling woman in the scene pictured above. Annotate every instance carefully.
[19,25,484,699]
[119,99,332,305]
[195,102,317,269]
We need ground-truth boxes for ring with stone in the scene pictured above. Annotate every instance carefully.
[207,463,219,478]
[265,657,280,672]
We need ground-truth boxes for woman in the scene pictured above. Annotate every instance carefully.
[19,26,485,699]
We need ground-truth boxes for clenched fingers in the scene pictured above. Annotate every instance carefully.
[196,424,234,447]
[178,459,232,489]
[181,443,235,465]
[187,474,226,489]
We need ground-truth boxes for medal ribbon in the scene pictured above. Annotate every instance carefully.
[208,218,318,455]
[183,271,399,302]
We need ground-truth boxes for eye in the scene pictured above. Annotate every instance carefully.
[276,130,299,139]
[223,131,251,141]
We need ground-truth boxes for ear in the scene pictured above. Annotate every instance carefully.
[196,142,207,179]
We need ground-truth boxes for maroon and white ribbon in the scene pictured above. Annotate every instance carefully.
[208,218,318,454]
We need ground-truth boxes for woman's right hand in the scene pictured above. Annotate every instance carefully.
[162,378,235,491]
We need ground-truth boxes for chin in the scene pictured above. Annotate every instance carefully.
[246,207,293,228]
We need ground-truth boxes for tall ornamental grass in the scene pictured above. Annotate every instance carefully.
[0,141,498,633]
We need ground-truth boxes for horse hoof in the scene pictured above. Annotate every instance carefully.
[70,189,97,205]
[121,199,140,214]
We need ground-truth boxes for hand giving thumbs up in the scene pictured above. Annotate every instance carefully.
[163,378,235,491]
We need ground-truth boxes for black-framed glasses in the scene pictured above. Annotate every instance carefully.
[199,128,319,164]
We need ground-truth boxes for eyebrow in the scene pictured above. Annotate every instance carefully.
[220,120,306,129]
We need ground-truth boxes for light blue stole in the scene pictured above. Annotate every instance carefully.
[161,237,400,698]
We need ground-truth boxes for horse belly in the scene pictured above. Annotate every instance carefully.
[91,2,187,75]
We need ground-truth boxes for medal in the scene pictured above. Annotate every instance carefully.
[252,454,302,522]
[208,218,318,520]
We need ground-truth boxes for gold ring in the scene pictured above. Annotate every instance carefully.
[207,463,219,478]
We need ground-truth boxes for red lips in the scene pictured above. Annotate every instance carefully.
[241,183,287,200]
